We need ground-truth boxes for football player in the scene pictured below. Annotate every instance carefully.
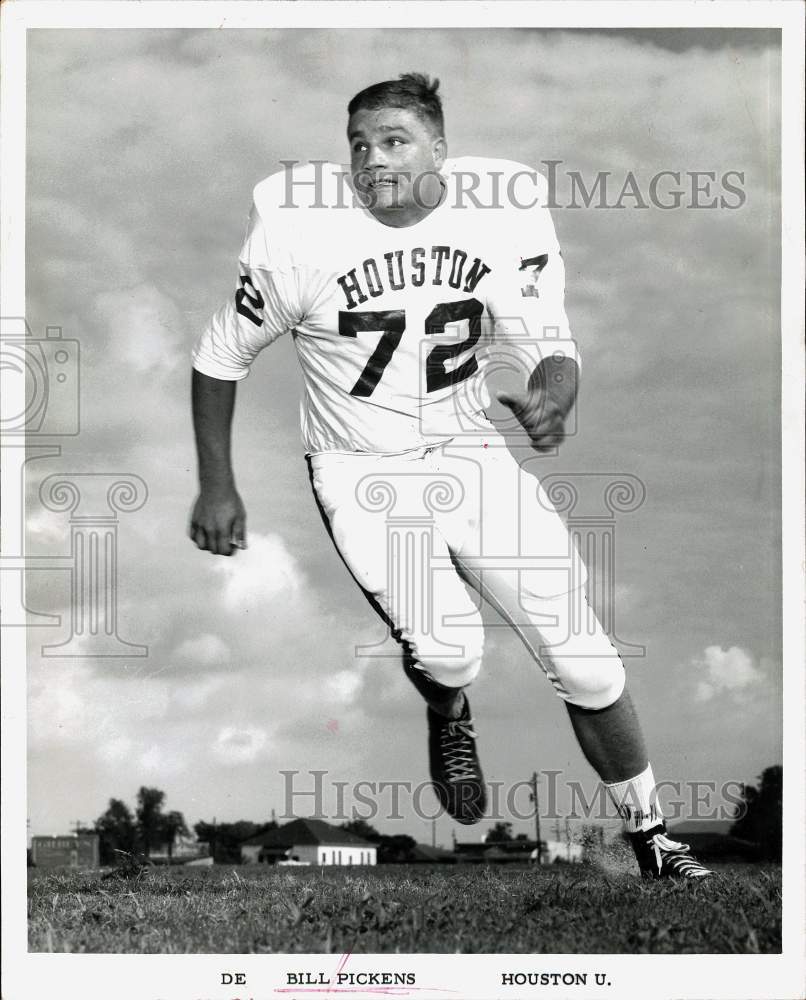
[191,74,711,879]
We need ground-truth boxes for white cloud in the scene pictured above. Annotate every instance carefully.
[171,673,229,711]
[28,661,170,748]
[693,644,764,702]
[324,669,363,706]
[26,509,67,546]
[136,744,188,777]
[97,736,133,764]
[92,282,186,376]
[28,671,86,736]
[213,531,304,612]
[212,726,269,765]
[696,682,716,703]
[173,633,230,667]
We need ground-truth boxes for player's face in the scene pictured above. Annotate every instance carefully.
[348,107,447,228]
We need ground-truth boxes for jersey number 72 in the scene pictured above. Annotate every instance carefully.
[338,298,483,397]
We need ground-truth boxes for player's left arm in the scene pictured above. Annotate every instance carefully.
[494,182,579,451]
[497,349,578,452]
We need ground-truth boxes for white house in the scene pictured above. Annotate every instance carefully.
[240,817,377,866]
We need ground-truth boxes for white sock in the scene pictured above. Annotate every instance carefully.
[605,763,663,833]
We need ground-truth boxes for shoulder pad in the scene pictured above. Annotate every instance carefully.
[444,156,550,206]
[253,161,348,215]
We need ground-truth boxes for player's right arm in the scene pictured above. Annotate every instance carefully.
[190,187,303,556]
[190,370,246,556]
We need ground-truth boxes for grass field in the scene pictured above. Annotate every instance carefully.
[28,862,781,954]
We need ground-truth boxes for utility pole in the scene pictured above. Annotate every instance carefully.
[529,772,542,865]
[431,817,436,848]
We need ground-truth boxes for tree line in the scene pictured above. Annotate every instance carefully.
[86,787,189,865]
[730,765,782,861]
[83,765,782,867]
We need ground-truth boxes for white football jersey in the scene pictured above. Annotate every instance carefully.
[193,157,577,454]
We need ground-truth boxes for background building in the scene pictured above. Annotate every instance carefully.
[240,818,377,866]
[31,834,99,869]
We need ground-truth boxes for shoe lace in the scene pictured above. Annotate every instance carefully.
[649,832,711,876]
[440,718,480,783]
[652,832,690,853]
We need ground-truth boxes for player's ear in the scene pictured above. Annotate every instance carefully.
[433,136,447,170]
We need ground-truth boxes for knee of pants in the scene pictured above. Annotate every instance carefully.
[408,629,484,689]
[551,652,626,710]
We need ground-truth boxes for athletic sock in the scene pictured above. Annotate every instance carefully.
[604,763,663,833]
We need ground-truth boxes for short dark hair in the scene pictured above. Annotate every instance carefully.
[347,73,444,136]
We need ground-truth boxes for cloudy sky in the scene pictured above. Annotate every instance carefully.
[24,27,782,844]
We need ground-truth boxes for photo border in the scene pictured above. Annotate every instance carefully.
[2,2,803,998]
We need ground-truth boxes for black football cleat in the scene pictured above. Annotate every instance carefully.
[630,823,714,879]
[428,696,486,824]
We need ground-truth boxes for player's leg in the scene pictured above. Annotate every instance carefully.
[401,652,488,825]
[566,691,713,877]
[306,450,487,823]
[439,439,712,876]
[461,543,712,876]
[401,656,464,719]
[565,688,646,783]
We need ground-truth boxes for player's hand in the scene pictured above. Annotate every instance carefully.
[496,388,567,452]
[189,486,247,556]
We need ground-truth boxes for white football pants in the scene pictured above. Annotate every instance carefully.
[308,431,625,710]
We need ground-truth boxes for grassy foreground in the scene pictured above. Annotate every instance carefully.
[28,862,780,954]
